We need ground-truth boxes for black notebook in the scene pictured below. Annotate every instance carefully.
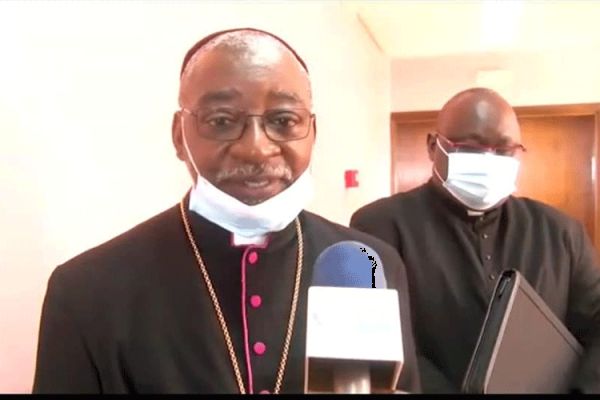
[462,269,583,394]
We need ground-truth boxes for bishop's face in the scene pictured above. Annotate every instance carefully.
[172,41,315,205]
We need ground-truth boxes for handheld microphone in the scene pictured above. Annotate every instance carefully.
[304,241,404,394]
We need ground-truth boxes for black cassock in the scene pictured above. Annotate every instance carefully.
[33,198,421,394]
[351,179,600,394]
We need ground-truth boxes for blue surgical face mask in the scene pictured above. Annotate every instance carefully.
[434,139,520,211]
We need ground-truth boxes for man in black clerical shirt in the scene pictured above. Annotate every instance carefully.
[32,28,420,394]
[351,88,600,393]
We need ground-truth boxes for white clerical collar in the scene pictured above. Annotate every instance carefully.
[231,233,268,246]
[467,209,485,217]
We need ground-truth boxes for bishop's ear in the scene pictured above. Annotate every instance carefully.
[172,111,185,161]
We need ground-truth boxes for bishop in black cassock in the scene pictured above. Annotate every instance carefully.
[32,28,421,394]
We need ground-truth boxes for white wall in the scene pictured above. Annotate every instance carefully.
[391,44,600,111]
[0,0,390,392]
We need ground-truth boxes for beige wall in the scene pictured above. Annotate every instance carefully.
[0,1,390,392]
[391,45,600,111]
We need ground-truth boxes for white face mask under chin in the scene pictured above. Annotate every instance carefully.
[434,139,520,211]
[181,122,314,242]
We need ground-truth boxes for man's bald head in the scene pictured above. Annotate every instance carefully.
[436,87,521,146]
[178,29,312,108]
[180,28,309,78]
[426,87,525,211]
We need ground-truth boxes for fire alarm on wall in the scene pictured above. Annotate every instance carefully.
[344,170,359,188]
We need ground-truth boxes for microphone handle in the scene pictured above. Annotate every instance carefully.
[333,361,371,394]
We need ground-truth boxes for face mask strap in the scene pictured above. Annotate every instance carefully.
[181,116,202,178]
[432,164,445,183]
[432,136,449,183]
[435,136,450,157]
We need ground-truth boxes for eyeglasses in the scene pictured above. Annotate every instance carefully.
[435,133,527,156]
[181,107,315,142]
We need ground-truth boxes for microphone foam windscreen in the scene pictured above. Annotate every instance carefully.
[311,241,387,289]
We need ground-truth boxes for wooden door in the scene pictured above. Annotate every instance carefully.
[390,104,600,251]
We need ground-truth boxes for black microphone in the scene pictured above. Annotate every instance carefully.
[304,241,404,394]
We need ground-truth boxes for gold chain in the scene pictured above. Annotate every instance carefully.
[179,200,304,394]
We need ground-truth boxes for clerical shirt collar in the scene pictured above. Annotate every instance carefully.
[466,209,485,217]
[231,232,268,247]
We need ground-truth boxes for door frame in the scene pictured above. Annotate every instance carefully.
[390,103,600,250]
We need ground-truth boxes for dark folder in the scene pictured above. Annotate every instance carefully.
[462,269,583,394]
